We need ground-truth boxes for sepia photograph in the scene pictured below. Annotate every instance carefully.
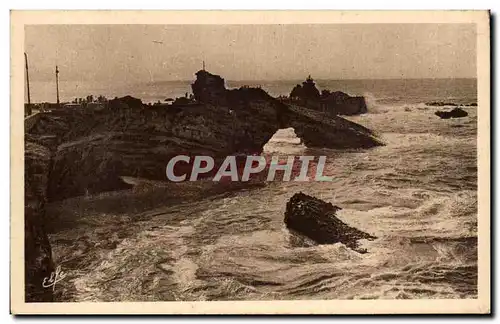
[10,10,490,314]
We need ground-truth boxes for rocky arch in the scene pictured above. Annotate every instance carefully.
[263,127,306,154]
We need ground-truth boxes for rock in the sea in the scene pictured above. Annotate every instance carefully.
[284,192,376,252]
[24,141,55,302]
[284,105,380,149]
[434,107,468,119]
[288,75,367,115]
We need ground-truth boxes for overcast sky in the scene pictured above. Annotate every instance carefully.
[25,24,476,82]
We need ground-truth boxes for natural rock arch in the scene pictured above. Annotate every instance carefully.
[263,127,306,154]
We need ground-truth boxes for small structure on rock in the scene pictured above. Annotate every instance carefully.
[290,75,321,102]
[284,192,376,252]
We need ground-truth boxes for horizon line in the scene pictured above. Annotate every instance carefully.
[146,76,478,83]
[28,76,478,84]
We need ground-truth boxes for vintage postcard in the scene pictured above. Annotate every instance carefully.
[11,10,490,314]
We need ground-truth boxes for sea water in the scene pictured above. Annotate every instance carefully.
[47,78,478,301]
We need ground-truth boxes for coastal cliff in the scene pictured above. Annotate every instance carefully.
[24,141,55,302]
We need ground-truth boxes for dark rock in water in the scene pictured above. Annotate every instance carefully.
[320,91,368,116]
[288,75,367,115]
[283,105,381,149]
[284,192,376,252]
[435,107,469,119]
[24,141,55,302]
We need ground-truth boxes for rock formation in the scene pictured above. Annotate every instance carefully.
[284,192,376,252]
[288,75,367,115]
[24,141,55,302]
[24,70,385,297]
[434,107,469,119]
[191,69,227,105]
[26,70,383,202]
[290,75,321,101]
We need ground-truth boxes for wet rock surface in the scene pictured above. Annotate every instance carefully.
[435,107,469,119]
[24,141,55,302]
[284,192,376,252]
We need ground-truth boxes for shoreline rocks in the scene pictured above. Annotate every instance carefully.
[284,192,376,252]
[24,141,55,302]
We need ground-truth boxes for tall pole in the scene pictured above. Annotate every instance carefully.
[55,65,60,105]
[203,60,205,71]
[24,53,31,106]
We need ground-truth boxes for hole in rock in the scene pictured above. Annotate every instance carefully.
[263,127,307,154]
